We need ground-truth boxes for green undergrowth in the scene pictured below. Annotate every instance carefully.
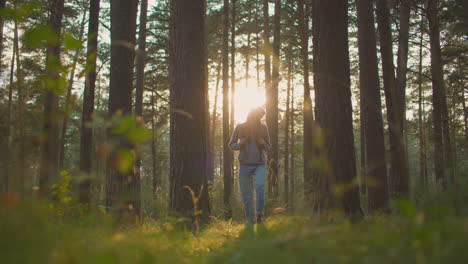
[1,198,467,264]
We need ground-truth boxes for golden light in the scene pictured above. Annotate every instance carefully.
[233,78,266,124]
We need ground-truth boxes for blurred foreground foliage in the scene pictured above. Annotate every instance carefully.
[1,184,467,264]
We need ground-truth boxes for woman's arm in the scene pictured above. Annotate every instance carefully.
[257,125,271,151]
[229,125,241,151]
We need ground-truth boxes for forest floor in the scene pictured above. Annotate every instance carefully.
[2,195,468,264]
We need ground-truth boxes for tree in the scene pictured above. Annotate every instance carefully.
[284,56,291,205]
[106,0,140,218]
[222,0,232,219]
[312,0,362,217]
[39,0,65,198]
[79,0,101,204]
[426,0,453,186]
[416,13,428,188]
[397,0,410,141]
[210,59,221,182]
[13,8,26,194]
[376,0,409,198]
[0,0,7,192]
[230,0,236,149]
[269,0,280,199]
[3,44,14,193]
[356,0,389,211]
[135,0,149,197]
[60,6,87,169]
[297,0,314,206]
[262,0,275,198]
[0,0,5,69]
[290,72,296,210]
[169,0,211,220]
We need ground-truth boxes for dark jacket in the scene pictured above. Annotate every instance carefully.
[229,123,271,165]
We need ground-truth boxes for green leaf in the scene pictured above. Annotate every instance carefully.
[63,32,82,50]
[115,149,135,174]
[127,126,151,143]
[23,24,59,49]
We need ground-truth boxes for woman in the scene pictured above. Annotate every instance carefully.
[229,107,271,224]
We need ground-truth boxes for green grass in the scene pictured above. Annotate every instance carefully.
[1,197,467,264]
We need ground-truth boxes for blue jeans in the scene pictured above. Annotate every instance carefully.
[239,164,265,224]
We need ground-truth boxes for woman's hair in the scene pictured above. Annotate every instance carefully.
[244,107,265,141]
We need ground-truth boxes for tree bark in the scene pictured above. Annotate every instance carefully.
[397,0,410,148]
[312,0,362,217]
[211,60,221,180]
[255,0,260,89]
[290,75,296,211]
[106,0,140,218]
[134,0,149,199]
[262,0,276,198]
[169,0,211,220]
[356,0,389,211]
[376,0,409,198]
[79,0,101,204]
[13,14,27,195]
[244,4,252,88]
[230,0,236,184]
[150,89,158,194]
[230,0,236,133]
[298,0,315,207]
[284,57,291,205]
[0,0,7,192]
[460,59,468,149]
[39,0,65,198]
[222,0,233,220]
[3,45,15,193]
[417,13,427,189]
[0,0,6,70]
[427,0,453,186]
[269,0,280,199]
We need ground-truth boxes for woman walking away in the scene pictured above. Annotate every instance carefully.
[229,107,271,225]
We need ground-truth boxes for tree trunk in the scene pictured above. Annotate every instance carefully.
[397,0,410,152]
[150,89,158,194]
[269,0,280,199]
[230,0,236,131]
[359,103,367,201]
[39,0,65,198]
[284,57,291,205]
[3,45,15,192]
[79,0,101,204]
[460,59,468,149]
[376,0,409,198]
[0,0,6,70]
[290,76,296,211]
[59,9,87,169]
[13,15,27,195]
[417,13,427,188]
[134,0,149,199]
[312,0,362,217]
[356,0,389,212]
[245,5,252,88]
[262,0,275,198]
[230,0,236,184]
[106,0,139,219]
[222,0,233,220]
[169,0,211,221]
[211,60,221,180]
[427,0,453,186]
[255,0,260,89]
[297,0,315,207]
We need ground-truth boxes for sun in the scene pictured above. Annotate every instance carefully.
[233,79,266,124]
